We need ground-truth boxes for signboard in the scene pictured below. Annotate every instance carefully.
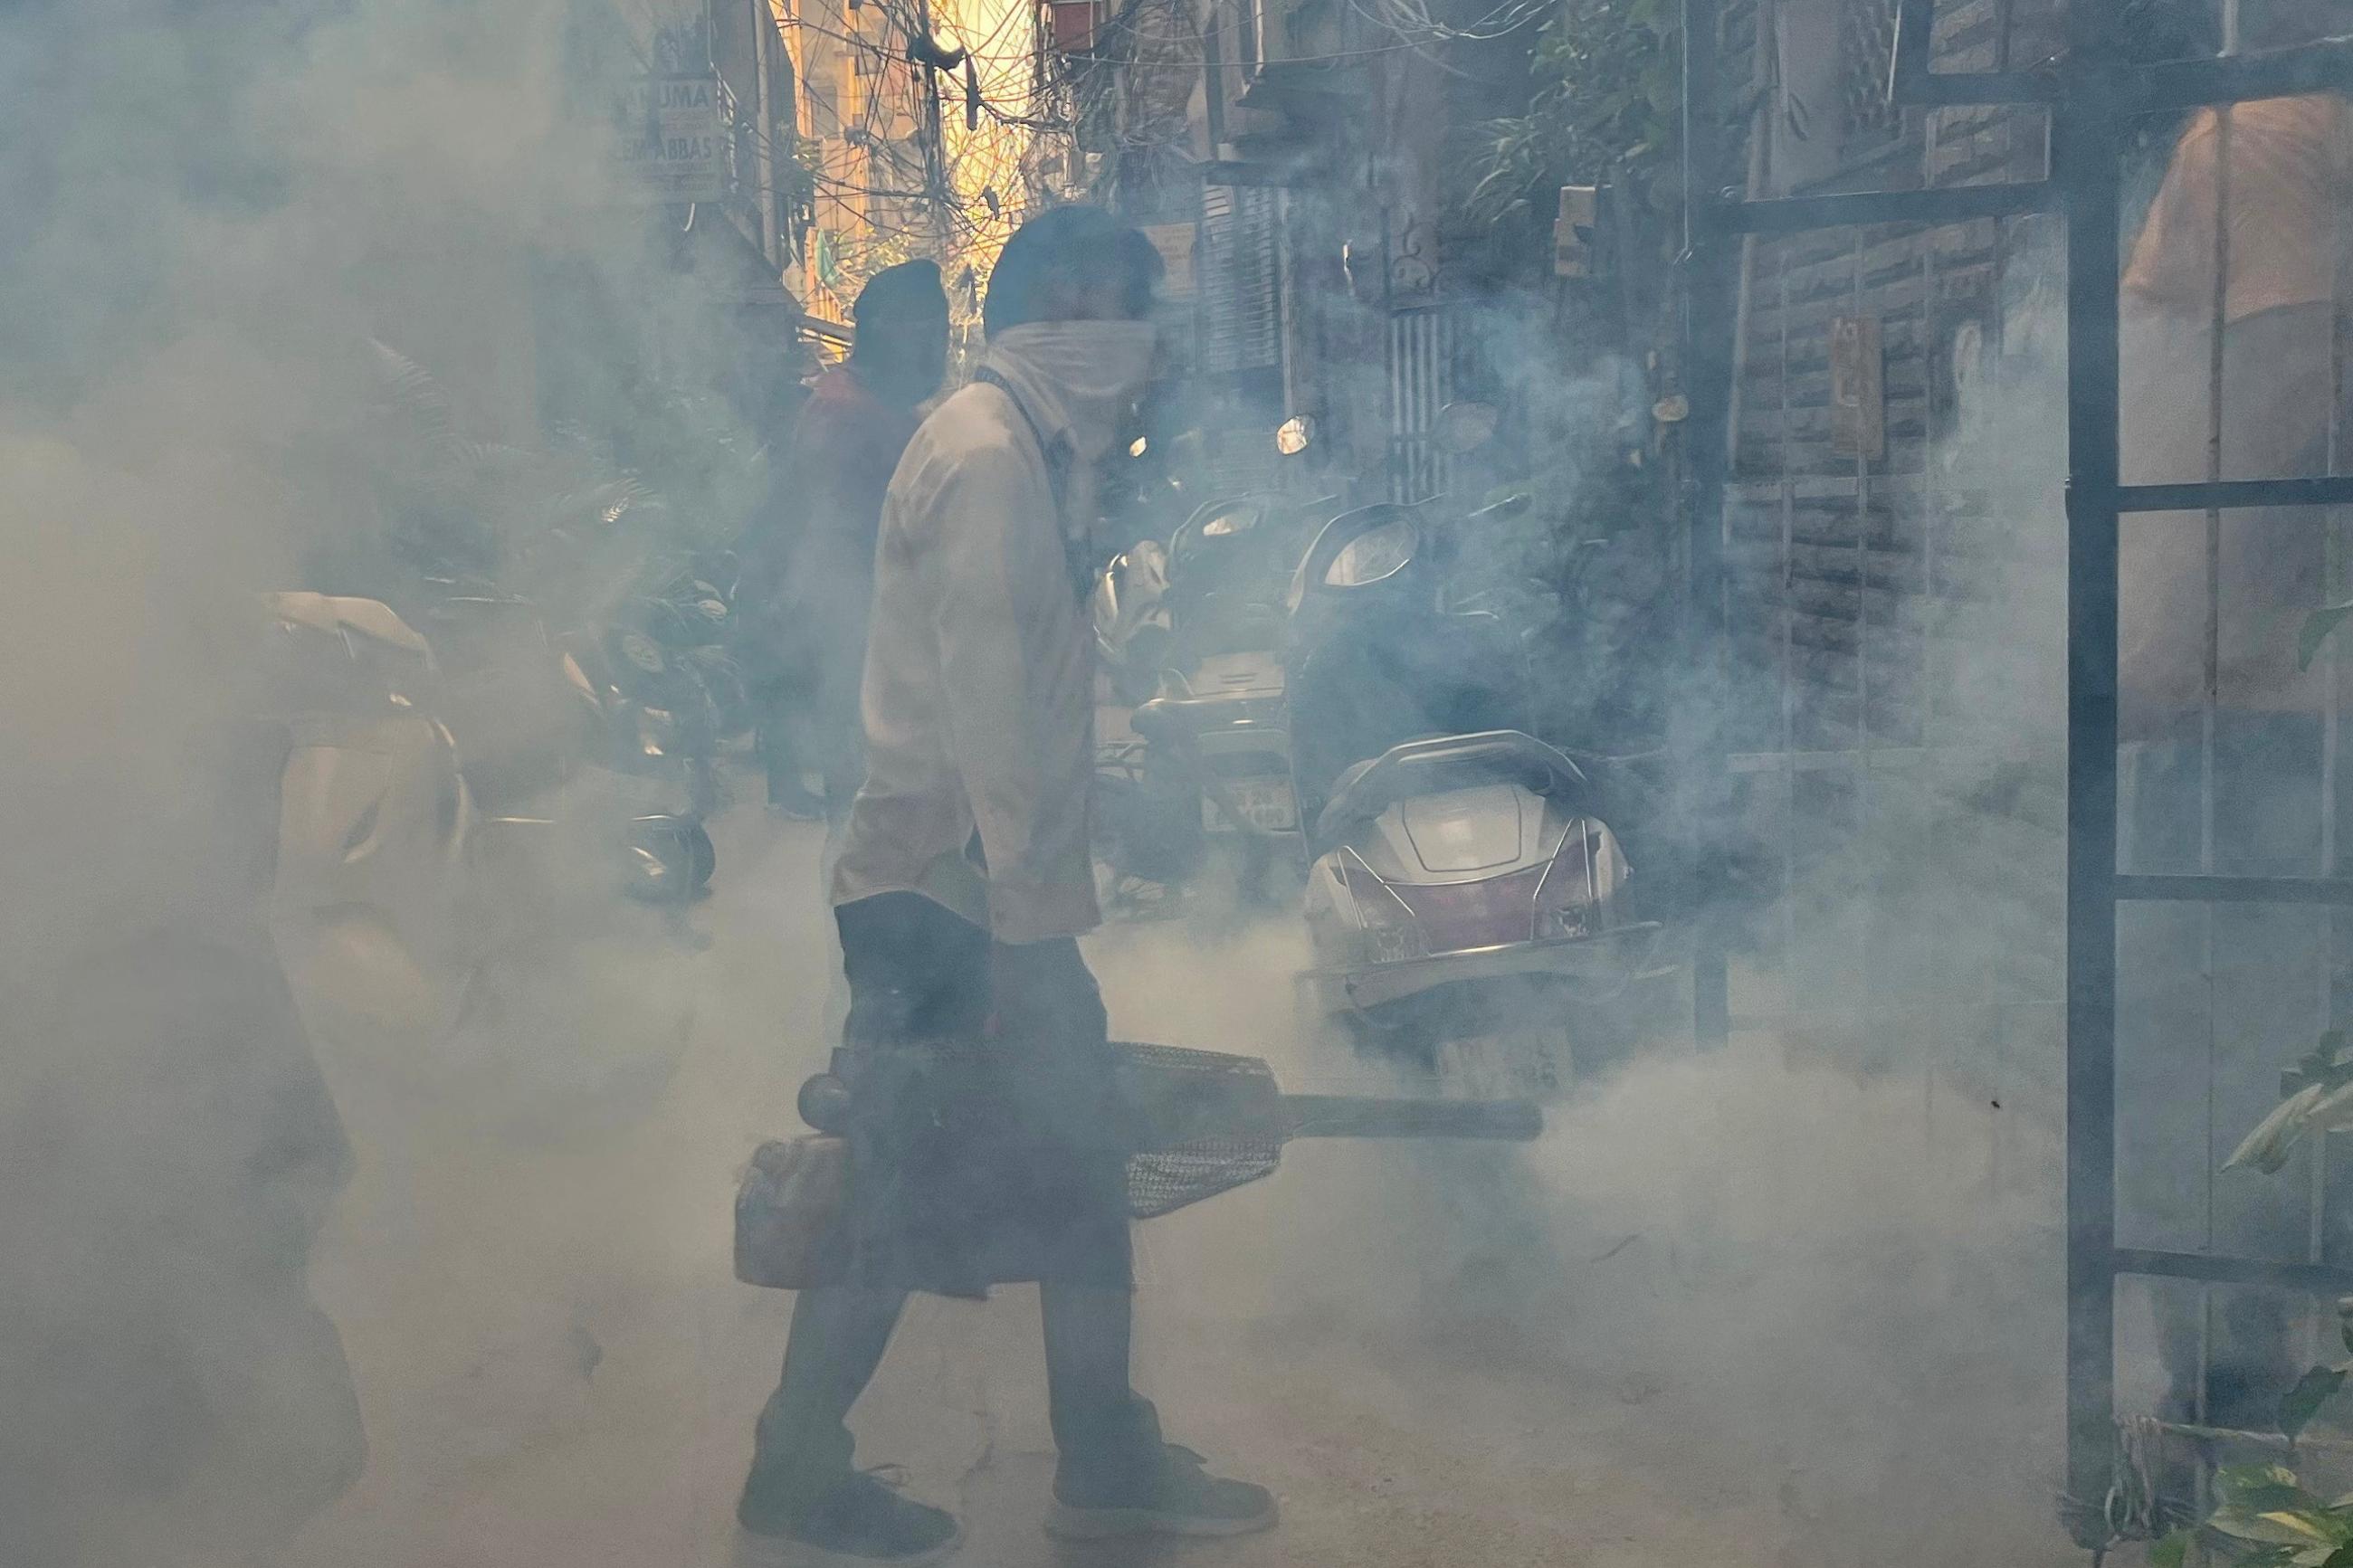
[1553,185,1597,278]
[1142,222,1197,300]
[1047,0,1106,51]
[607,74,726,204]
[1830,314,1885,462]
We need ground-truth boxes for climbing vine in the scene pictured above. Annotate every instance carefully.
[1455,0,1682,230]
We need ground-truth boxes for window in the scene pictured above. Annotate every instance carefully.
[1837,0,1900,162]
[1770,0,1904,192]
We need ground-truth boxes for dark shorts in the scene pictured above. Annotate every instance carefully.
[829,892,1134,1297]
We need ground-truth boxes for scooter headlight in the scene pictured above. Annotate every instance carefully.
[637,706,681,759]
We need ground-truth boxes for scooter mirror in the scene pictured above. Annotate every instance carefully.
[1468,491,1535,523]
[1090,564,1121,641]
[1093,541,1170,648]
[1436,400,1500,454]
[1275,414,1315,456]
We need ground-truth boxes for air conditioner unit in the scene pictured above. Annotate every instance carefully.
[1044,0,1107,52]
[1236,0,1343,101]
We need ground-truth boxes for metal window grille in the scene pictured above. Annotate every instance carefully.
[1838,0,1901,155]
[1198,184,1281,377]
[1681,0,2353,1547]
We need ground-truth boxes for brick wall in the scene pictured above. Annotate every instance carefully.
[1710,0,2071,1054]
[1715,0,2066,755]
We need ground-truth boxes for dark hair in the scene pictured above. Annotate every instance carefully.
[981,206,1164,337]
[853,259,947,327]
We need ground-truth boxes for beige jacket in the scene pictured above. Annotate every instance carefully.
[829,321,1156,943]
[2115,96,2348,727]
[2123,95,2349,326]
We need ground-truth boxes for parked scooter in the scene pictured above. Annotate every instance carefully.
[1131,494,1305,878]
[417,584,717,898]
[1091,537,1196,909]
[1091,481,1342,901]
[1089,413,1357,910]
[624,546,755,746]
[1415,398,1681,907]
[1092,535,1175,708]
[261,591,705,1133]
[1284,502,1672,1096]
[262,592,474,1050]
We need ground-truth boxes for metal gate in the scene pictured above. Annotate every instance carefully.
[1387,303,1461,502]
[1680,0,2353,1547]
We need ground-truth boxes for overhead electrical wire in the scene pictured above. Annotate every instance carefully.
[760,0,1520,311]
[767,0,1503,295]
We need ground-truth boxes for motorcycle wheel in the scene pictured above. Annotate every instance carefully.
[621,814,715,903]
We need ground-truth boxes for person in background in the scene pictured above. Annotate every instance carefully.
[2114,0,2353,1448]
[734,206,1275,1564]
[740,261,949,820]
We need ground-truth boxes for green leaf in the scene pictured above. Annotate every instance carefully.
[2303,603,2353,671]
[2265,1508,2348,1545]
[2214,1508,2329,1546]
[2221,1465,2319,1512]
[2150,1528,2193,1568]
[2242,1510,2345,1549]
[2284,1366,2348,1441]
[2231,1084,2332,1174]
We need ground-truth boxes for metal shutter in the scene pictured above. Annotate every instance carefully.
[1198,185,1281,377]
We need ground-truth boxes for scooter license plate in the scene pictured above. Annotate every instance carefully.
[1204,780,1298,833]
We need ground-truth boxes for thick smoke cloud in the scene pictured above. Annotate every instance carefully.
[0,2,742,1562]
[0,5,2237,1565]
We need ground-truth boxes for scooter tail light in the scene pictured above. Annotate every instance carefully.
[1341,854,1551,957]
[1388,864,1549,953]
[1337,859,1426,962]
[1535,817,1627,939]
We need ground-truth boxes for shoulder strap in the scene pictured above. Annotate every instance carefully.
[970,367,1066,508]
[970,366,1093,604]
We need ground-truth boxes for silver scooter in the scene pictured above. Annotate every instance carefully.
[1093,485,1338,905]
[1283,503,1672,1096]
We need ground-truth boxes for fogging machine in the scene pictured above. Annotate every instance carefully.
[735,1041,1542,1288]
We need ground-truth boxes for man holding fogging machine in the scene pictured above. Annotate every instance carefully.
[2114,0,2353,1451]
[736,207,1276,1564]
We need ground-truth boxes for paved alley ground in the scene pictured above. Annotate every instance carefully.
[281,800,2085,1568]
